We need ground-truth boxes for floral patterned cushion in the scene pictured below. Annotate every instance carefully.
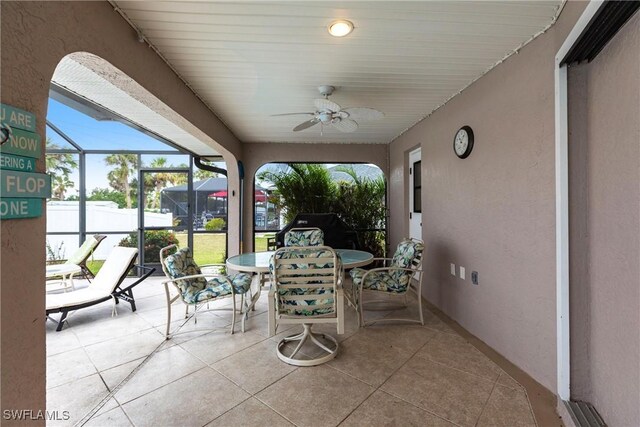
[389,239,424,288]
[350,239,423,294]
[350,268,407,293]
[164,247,252,303]
[284,229,324,247]
[270,248,339,316]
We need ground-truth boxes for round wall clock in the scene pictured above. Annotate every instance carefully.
[453,126,474,159]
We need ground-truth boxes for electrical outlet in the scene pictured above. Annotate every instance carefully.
[459,266,466,280]
[472,271,479,285]
[450,263,456,276]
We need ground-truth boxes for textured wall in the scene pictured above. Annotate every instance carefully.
[241,142,388,252]
[388,1,588,392]
[0,1,241,418]
[568,12,640,427]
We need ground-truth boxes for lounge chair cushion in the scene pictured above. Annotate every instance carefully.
[46,246,138,310]
[271,248,338,316]
[163,247,252,303]
[67,235,101,265]
[284,229,324,247]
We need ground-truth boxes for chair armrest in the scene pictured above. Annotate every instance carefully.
[161,273,233,286]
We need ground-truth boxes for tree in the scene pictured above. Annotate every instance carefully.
[142,158,189,211]
[45,139,78,200]
[259,164,337,224]
[52,174,75,201]
[105,154,137,209]
[87,188,128,208]
[333,166,387,256]
[194,168,219,180]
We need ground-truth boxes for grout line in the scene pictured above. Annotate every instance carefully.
[474,376,500,427]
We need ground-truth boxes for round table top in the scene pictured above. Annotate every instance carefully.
[46,263,82,277]
[226,249,373,273]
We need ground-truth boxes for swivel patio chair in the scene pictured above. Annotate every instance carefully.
[268,246,344,366]
[160,245,253,338]
[349,238,425,326]
[284,227,324,247]
[46,246,154,331]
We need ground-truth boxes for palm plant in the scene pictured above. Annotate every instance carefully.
[333,166,387,256]
[259,164,337,224]
[105,154,137,209]
[46,139,78,200]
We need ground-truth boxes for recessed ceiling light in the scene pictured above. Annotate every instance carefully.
[328,20,354,37]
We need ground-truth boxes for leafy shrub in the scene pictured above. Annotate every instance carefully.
[205,218,226,231]
[119,230,179,262]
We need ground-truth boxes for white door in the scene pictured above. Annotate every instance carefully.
[409,148,422,240]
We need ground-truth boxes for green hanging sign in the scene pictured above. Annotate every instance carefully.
[1,170,51,198]
[0,198,42,219]
[0,128,42,159]
[0,153,37,172]
[0,103,36,133]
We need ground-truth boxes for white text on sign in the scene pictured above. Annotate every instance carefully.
[1,170,52,198]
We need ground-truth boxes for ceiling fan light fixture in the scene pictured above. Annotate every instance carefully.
[328,20,353,37]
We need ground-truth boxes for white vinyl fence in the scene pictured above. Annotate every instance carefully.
[46,201,172,260]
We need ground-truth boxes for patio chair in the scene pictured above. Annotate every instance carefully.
[46,246,154,331]
[284,227,324,247]
[160,245,253,338]
[47,234,107,281]
[349,238,425,326]
[268,246,344,366]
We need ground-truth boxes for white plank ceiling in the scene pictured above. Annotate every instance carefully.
[114,1,563,144]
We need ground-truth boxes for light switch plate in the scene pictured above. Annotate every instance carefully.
[450,263,456,276]
[459,266,466,280]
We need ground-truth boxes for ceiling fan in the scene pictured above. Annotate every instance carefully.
[273,85,384,133]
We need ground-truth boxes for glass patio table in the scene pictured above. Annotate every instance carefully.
[226,249,374,314]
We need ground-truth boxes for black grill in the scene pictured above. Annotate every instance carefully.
[275,213,359,250]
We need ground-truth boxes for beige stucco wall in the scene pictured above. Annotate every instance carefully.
[388,1,588,392]
[241,142,388,252]
[0,1,242,418]
[568,12,640,426]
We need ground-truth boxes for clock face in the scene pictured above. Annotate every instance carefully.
[454,130,468,156]
[453,126,474,159]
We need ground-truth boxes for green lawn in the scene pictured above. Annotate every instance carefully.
[176,232,226,265]
[86,232,279,275]
[254,232,276,251]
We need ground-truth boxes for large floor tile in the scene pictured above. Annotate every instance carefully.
[415,332,502,382]
[72,314,155,346]
[179,330,265,364]
[477,384,536,427]
[206,397,293,427]
[241,310,295,338]
[358,323,437,353]
[109,345,205,404]
[383,303,454,334]
[212,340,297,394]
[122,367,249,427]
[381,357,495,427]
[340,390,457,427]
[47,348,97,389]
[496,371,525,391]
[85,406,132,427]
[257,365,374,427]
[46,374,114,426]
[84,329,164,371]
[46,329,82,356]
[328,332,415,387]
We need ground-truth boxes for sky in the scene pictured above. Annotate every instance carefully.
[47,98,196,194]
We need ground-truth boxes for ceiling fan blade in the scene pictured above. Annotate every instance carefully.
[314,98,342,112]
[293,118,320,132]
[332,118,358,133]
[271,112,315,117]
[343,107,384,121]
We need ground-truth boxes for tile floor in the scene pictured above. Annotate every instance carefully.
[46,276,539,427]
